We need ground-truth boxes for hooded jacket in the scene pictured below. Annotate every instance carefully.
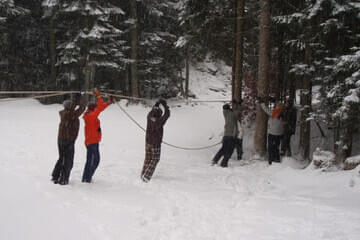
[58,102,86,141]
[146,106,170,147]
[260,103,285,136]
[223,105,241,137]
[83,96,111,146]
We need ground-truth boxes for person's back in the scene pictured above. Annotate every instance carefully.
[81,90,112,183]
[83,109,102,146]
[146,105,170,147]
[58,106,84,141]
[223,104,241,137]
[141,99,170,182]
[212,102,241,167]
[52,97,86,185]
[260,103,285,136]
[259,101,285,164]
[83,94,110,146]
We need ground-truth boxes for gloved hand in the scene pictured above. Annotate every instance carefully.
[93,89,101,97]
[256,97,264,104]
[268,96,276,103]
[79,95,88,106]
[74,93,81,105]
[109,95,115,103]
[154,101,160,107]
[158,98,167,107]
[223,103,230,110]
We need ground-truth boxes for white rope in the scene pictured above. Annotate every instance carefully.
[105,92,230,103]
[0,91,77,94]
[113,100,222,151]
[0,90,223,150]
[0,92,77,102]
[0,90,230,103]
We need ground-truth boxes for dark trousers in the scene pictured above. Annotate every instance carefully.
[82,143,100,182]
[268,134,282,164]
[52,139,75,184]
[212,136,235,167]
[234,138,243,160]
[141,144,161,182]
[281,132,293,156]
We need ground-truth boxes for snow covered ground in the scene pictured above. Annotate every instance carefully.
[1,64,360,240]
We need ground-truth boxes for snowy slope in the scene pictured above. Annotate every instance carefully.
[1,63,360,240]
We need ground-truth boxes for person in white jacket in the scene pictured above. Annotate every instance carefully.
[259,100,285,165]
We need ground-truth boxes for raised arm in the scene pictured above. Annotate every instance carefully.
[260,103,272,117]
[90,96,111,118]
[158,106,170,126]
[222,103,231,119]
[74,95,87,118]
[232,103,242,119]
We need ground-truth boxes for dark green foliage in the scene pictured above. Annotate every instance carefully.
[272,0,360,159]
[137,0,182,98]
[0,0,47,91]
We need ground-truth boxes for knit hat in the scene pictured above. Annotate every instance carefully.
[63,100,73,110]
[87,100,97,111]
[151,106,163,118]
[223,104,230,110]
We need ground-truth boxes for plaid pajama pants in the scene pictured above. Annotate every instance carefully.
[141,144,161,182]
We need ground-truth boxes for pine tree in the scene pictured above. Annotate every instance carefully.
[137,0,182,98]
[43,0,128,91]
[273,0,360,162]
[233,0,245,103]
[129,0,139,98]
[1,0,49,91]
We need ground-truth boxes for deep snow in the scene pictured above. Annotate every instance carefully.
[1,63,360,240]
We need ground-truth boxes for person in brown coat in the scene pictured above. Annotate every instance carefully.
[51,94,87,185]
[141,99,170,182]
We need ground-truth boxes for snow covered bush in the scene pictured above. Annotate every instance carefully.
[344,155,360,171]
[312,148,337,171]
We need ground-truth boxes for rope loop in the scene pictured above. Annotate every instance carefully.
[113,100,222,151]
[0,90,223,151]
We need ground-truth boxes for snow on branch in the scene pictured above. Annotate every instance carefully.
[290,64,315,76]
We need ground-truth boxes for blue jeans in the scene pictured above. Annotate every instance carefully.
[82,143,100,182]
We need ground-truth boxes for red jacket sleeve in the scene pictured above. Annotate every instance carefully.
[92,96,111,118]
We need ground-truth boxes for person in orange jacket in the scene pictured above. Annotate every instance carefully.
[82,90,113,183]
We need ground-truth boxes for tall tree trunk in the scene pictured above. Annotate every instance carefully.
[336,107,355,164]
[277,31,284,100]
[185,44,190,99]
[299,45,312,161]
[233,0,245,103]
[49,16,56,89]
[84,55,91,93]
[231,0,237,100]
[130,0,139,98]
[254,0,271,157]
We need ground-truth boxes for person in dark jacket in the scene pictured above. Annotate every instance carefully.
[51,94,87,185]
[212,101,241,167]
[141,99,170,182]
[82,90,113,183]
[281,98,297,156]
